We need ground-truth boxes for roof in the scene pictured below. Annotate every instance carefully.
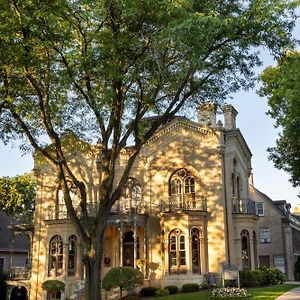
[0,212,29,253]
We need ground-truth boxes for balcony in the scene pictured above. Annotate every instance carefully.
[46,200,160,220]
[9,266,31,280]
[161,193,207,212]
[232,198,257,215]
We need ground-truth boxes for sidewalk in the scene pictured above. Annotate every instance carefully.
[275,282,300,300]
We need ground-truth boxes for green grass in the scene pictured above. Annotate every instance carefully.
[147,284,300,300]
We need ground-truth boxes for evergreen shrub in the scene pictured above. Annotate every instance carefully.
[155,288,169,297]
[181,283,199,293]
[139,287,157,297]
[165,285,178,294]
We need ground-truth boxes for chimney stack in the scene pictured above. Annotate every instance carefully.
[197,102,217,127]
[222,105,238,129]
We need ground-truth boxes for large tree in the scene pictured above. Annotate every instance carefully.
[0,0,298,299]
[0,173,36,222]
[259,51,300,194]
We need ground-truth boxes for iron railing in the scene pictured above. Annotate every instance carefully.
[232,198,257,215]
[9,266,31,280]
[161,193,207,212]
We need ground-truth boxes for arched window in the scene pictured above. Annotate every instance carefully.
[68,235,77,276]
[191,228,201,274]
[49,235,63,277]
[169,229,186,274]
[169,169,196,209]
[120,178,141,212]
[241,230,251,270]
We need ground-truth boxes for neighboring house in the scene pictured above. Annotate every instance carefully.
[28,104,299,300]
[0,211,32,300]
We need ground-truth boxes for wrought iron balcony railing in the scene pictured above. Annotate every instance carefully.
[161,193,207,212]
[232,198,257,215]
[9,266,31,280]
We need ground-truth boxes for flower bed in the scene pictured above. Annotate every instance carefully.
[211,287,250,299]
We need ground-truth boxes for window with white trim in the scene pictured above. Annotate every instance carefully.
[256,202,264,216]
[260,227,271,243]
[274,255,286,273]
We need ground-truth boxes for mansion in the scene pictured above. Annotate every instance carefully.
[6,104,300,300]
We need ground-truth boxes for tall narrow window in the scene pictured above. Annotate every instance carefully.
[121,178,141,212]
[49,235,63,277]
[169,229,186,274]
[241,230,251,270]
[191,228,201,274]
[260,227,271,243]
[232,173,237,213]
[169,169,196,209]
[68,235,77,276]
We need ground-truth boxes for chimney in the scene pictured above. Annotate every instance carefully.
[197,102,217,127]
[222,105,238,129]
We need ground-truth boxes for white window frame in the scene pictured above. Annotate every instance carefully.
[256,202,264,216]
[260,227,271,243]
[274,255,286,273]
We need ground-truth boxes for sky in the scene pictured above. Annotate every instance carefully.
[0,12,299,209]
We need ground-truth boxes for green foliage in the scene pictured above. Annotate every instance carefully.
[0,173,36,222]
[102,267,144,292]
[259,267,286,285]
[165,285,178,294]
[139,287,158,297]
[42,280,65,292]
[295,256,300,280]
[156,288,169,297]
[239,270,265,287]
[0,272,7,300]
[259,51,300,192]
[182,283,199,293]
[200,281,209,290]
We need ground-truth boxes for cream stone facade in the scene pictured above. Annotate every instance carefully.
[11,104,299,300]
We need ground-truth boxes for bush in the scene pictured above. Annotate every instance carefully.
[181,283,199,293]
[200,281,209,289]
[156,288,169,297]
[239,269,264,287]
[165,285,178,294]
[102,266,144,292]
[0,273,7,300]
[259,267,286,285]
[295,257,300,280]
[42,280,65,292]
[139,287,157,297]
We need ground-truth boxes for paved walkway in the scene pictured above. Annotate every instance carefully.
[275,282,300,300]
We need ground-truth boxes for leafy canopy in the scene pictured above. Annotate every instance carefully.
[0,173,36,221]
[259,51,300,192]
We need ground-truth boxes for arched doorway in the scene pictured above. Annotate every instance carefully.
[10,286,28,300]
[123,231,139,267]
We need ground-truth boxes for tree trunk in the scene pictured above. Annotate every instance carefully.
[84,230,105,300]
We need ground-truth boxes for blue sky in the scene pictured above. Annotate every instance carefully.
[0,12,299,208]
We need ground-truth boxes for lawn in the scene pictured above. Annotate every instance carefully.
[148,284,300,300]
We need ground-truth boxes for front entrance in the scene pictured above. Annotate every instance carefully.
[10,286,28,300]
[123,231,139,267]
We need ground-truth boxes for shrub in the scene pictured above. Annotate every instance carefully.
[42,280,65,292]
[156,288,169,297]
[211,287,250,299]
[239,269,264,287]
[295,257,300,280]
[259,267,286,285]
[139,287,157,297]
[200,281,209,289]
[0,273,7,300]
[181,283,199,293]
[102,266,144,292]
[165,285,178,294]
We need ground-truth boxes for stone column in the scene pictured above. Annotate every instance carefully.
[119,221,124,266]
